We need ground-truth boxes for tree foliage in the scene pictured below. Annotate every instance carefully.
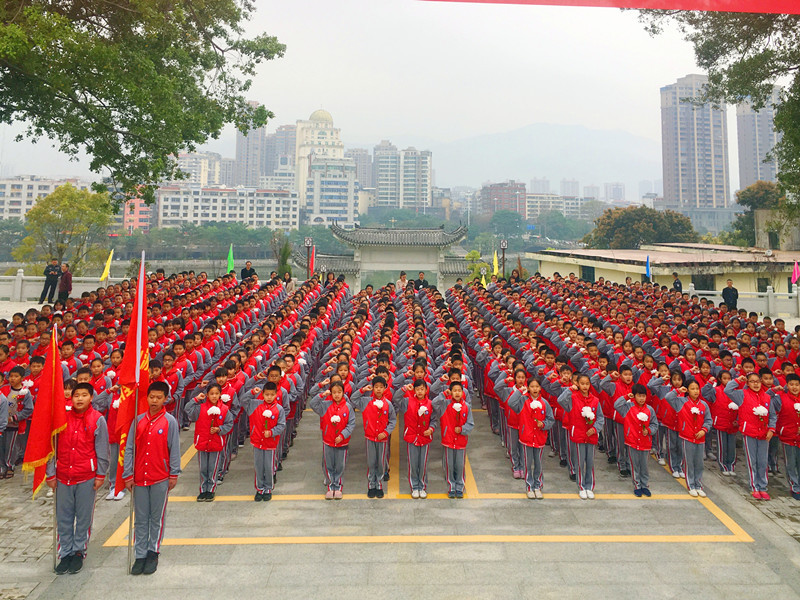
[490,210,524,238]
[533,210,592,241]
[582,206,698,249]
[638,11,800,201]
[719,181,786,246]
[0,218,25,261]
[0,0,285,206]
[13,183,114,274]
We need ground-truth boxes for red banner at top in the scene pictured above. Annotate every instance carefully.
[425,0,800,14]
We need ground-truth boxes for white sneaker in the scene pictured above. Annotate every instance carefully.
[697,489,707,497]
[411,490,420,499]
[658,458,666,466]
[114,491,125,501]
[579,490,588,499]
[419,490,427,499]
[688,489,699,497]
[534,489,543,499]
[586,490,595,499]
[679,472,686,478]
[46,489,54,498]
[105,490,116,501]
[526,490,536,499]
[672,471,681,478]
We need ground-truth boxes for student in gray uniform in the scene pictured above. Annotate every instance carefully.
[433,381,474,499]
[507,378,554,499]
[665,379,713,497]
[123,381,181,575]
[247,382,286,501]
[613,383,659,497]
[46,382,109,574]
[350,376,396,498]
[309,381,356,499]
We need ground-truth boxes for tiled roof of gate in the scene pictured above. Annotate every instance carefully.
[330,223,468,247]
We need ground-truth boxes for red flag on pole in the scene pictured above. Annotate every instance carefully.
[422,0,800,14]
[309,245,316,277]
[113,253,150,494]
[22,329,67,499]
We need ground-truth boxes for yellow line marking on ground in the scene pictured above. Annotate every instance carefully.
[463,454,480,498]
[104,518,130,547]
[163,492,696,502]
[698,497,754,542]
[475,493,695,500]
[388,431,400,498]
[181,444,198,469]
[103,533,743,547]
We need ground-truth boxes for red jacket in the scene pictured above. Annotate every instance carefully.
[361,396,392,442]
[517,394,549,448]
[622,403,654,451]
[775,391,800,447]
[676,398,709,443]
[249,400,282,450]
[709,385,738,434]
[403,394,434,446]
[51,407,106,485]
[127,408,177,486]
[439,400,470,450]
[567,391,600,445]
[321,401,351,448]
[739,388,773,440]
[195,401,230,452]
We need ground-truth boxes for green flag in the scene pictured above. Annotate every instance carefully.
[227,244,234,274]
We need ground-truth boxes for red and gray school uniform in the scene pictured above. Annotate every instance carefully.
[665,393,712,492]
[0,385,34,474]
[46,406,109,559]
[507,389,555,492]
[772,390,800,496]
[701,382,739,473]
[614,399,659,491]
[247,398,285,495]
[397,391,436,493]
[495,378,524,476]
[433,393,474,496]
[647,377,685,474]
[308,395,356,493]
[122,409,182,560]
[724,381,778,493]
[352,392,396,491]
[557,388,604,493]
[598,376,634,475]
[185,400,234,494]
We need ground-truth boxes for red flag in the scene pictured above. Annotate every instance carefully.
[423,0,800,14]
[22,329,67,499]
[309,245,316,277]
[113,255,150,494]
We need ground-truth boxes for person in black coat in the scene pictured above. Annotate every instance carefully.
[721,279,738,310]
[40,258,61,304]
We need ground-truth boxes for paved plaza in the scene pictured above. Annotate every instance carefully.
[1,406,800,600]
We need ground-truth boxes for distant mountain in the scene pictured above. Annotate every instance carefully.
[429,123,661,191]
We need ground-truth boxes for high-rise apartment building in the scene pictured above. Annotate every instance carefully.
[0,176,93,220]
[604,182,626,203]
[661,74,730,210]
[480,180,526,217]
[560,179,580,197]
[235,101,267,187]
[737,86,781,190]
[219,158,236,187]
[176,152,222,186]
[345,148,373,189]
[264,124,297,178]
[583,184,600,200]
[531,177,550,194]
[373,140,400,208]
[304,157,359,228]
[399,147,432,211]
[294,110,344,206]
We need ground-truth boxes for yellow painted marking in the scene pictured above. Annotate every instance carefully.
[388,431,400,498]
[181,444,198,469]
[103,533,743,547]
[104,517,131,547]
[698,497,754,542]
[463,454,480,498]
[475,493,695,501]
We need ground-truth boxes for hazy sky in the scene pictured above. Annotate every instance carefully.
[0,0,740,188]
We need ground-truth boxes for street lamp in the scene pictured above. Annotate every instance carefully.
[304,237,313,279]
[500,239,508,278]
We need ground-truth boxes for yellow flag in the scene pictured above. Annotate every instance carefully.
[492,251,499,276]
[100,249,114,281]
[481,273,487,286]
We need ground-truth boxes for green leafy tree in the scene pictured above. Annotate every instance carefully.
[13,183,114,275]
[490,210,524,238]
[637,11,800,203]
[289,225,348,256]
[0,1,285,206]
[270,232,292,278]
[720,181,786,246]
[0,218,26,261]
[535,210,592,241]
[582,206,698,249]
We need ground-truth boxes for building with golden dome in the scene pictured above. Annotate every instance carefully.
[294,109,345,205]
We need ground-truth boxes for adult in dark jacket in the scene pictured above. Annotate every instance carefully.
[57,263,72,304]
[40,258,61,304]
[721,279,738,311]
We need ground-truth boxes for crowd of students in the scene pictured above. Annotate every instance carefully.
[2,267,800,576]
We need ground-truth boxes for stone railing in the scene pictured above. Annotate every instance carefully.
[688,283,800,318]
[0,269,124,302]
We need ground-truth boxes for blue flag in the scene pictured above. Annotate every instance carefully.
[645,255,651,279]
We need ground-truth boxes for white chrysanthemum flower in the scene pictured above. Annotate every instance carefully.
[22,380,34,388]
[207,406,221,416]
[112,399,120,409]
[66,405,72,411]
[794,402,800,412]
[418,406,428,417]
[753,405,769,417]
[61,360,68,366]
[236,332,243,338]
[220,394,231,403]
[580,406,594,420]
[148,343,155,348]
[530,400,542,410]
[690,407,701,415]
[255,355,263,361]
[728,402,739,411]
[263,409,273,418]
[637,412,649,422]
[373,399,384,409]
[452,402,462,412]
[107,370,116,378]
[79,354,88,360]
[330,415,341,424]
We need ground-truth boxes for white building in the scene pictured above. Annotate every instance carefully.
[235,101,267,187]
[604,182,626,203]
[530,177,550,194]
[560,179,580,197]
[345,148,373,189]
[0,176,94,220]
[737,86,781,190]
[175,152,225,186]
[583,184,600,200]
[525,193,590,220]
[155,184,299,230]
[304,157,359,229]
[399,147,432,210]
[373,140,400,208]
[294,110,345,207]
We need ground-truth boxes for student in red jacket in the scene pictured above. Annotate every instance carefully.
[247,382,285,502]
[351,375,396,499]
[185,383,234,502]
[614,383,659,497]
[507,378,554,499]
[771,373,800,500]
[700,370,738,475]
[46,382,109,575]
[123,381,182,575]
[433,381,474,499]
[398,378,436,499]
[309,381,355,500]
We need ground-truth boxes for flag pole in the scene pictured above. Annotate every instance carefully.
[52,436,58,570]
[126,387,137,574]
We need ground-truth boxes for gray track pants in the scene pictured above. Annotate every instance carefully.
[783,443,800,494]
[253,448,275,494]
[366,439,388,490]
[716,430,736,473]
[442,447,465,494]
[407,444,430,492]
[133,480,170,559]
[682,439,705,490]
[574,442,595,492]
[323,445,347,492]
[56,480,97,559]
[198,450,223,493]
[628,447,650,490]
[522,445,544,491]
[743,436,769,492]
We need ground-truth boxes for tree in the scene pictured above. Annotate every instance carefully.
[535,210,592,241]
[490,210,524,238]
[270,232,291,278]
[0,218,25,261]
[582,206,698,249]
[637,11,800,202]
[720,181,786,246]
[0,1,285,206]
[13,183,114,275]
